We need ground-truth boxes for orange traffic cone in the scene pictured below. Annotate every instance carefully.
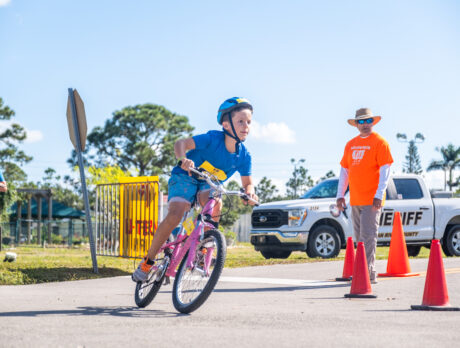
[379,212,419,277]
[345,242,377,298]
[336,237,354,281]
[411,240,460,311]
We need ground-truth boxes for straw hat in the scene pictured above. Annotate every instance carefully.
[347,108,381,126]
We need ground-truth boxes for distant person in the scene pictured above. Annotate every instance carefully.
[336,108,393,284]
[0,170,7,192]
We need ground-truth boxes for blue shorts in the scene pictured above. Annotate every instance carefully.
[168,173,211,204]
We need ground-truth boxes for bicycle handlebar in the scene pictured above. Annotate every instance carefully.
[177,161,260,206]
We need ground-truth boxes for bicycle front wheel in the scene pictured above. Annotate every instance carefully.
[135,254,170,308]
[172,229,226,314]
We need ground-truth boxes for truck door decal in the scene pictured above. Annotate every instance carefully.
[379,211,424,226]
[378,231,419,238]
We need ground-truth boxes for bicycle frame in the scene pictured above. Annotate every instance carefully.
[162,196,218,278]
[154,165,258,279]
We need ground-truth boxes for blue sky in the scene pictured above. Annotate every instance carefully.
[1,0,459,192]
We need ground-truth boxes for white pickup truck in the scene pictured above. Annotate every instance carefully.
[250,174,460,259]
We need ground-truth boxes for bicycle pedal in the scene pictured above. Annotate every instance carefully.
[164,276,171,285]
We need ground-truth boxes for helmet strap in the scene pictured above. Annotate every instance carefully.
[222,113,242,154]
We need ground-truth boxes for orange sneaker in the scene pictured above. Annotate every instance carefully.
[132,258,154,282]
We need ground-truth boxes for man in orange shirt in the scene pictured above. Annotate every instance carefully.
[336,108,393,284]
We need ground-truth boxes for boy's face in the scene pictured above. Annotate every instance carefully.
[223,109,252,141]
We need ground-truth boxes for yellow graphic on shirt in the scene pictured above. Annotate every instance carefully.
[198,161,227,181]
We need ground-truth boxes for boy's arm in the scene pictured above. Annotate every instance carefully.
[0,181,6,192]
[241,176,258,206]
[174,138,196,174]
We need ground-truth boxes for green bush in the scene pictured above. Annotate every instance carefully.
[72,236,89,245]
[51,234,64,245]
[0,183,18,223]
[221,229,236,246]
[1,236,12,245]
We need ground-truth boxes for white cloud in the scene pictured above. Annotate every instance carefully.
[0,121,43,143]
[250,120,296,144]
[0,0,11,7]
[25,129,44,143]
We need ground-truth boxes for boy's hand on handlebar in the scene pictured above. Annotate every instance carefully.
[179,158,195,176]
[242,189,259,206]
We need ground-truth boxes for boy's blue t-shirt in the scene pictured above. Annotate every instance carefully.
[0,170,4,182]
[171,130,251,182]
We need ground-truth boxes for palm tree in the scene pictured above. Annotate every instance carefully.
[427,144,460,191]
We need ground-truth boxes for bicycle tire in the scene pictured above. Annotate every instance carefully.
[172,229,226,314]
[134,254,170,308]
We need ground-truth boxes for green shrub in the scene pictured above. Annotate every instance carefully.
[1,236,12,245]
[223,230,236,246]
[0,183,18,223]
[51,234,64,245]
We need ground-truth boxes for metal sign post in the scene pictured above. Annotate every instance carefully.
[67,88,98,273]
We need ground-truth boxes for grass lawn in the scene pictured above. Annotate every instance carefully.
[0,243,432,286]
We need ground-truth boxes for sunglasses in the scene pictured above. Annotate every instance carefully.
[356,118,374,125]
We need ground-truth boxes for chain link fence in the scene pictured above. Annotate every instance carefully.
[0,219,89,247]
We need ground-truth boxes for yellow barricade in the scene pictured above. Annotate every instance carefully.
[119,176,160,258]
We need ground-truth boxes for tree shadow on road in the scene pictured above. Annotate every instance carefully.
[0,306,182,318]
[10,267,131,285]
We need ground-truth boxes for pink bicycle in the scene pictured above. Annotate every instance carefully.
[134,166,259,313]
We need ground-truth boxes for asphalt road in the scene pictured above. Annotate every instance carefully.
[1,258,460,348]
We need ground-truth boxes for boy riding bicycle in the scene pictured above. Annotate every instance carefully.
[132,97,258,282]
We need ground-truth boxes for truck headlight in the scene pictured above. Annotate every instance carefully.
[329,204,340,217]
[288,209,307,227]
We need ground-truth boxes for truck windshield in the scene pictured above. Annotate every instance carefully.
[301,179,339,199]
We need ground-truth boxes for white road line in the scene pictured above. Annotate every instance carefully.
[219,276,347,287]
[219,268,460,286]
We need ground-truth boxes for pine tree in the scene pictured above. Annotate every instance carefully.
[0,97,33,182]
[397,133,424,175]
[403,140,423,174]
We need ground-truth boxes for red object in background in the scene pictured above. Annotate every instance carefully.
[379,211,419,277]
[336,237,355,281]
[411,240,460,311]
[345,242,377,298]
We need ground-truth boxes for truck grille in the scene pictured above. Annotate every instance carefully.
[251,235,282,246]
[252,210,288,228]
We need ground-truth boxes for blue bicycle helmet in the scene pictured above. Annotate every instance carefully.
[216,97,253,154]
[217,97,253,125]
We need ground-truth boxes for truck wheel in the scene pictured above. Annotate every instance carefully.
[441,242,452,257]
[443,225,460,257]
[306,225,340,259]
[260,251,275,259]
[406,245,421,257]
[260,251,292,259]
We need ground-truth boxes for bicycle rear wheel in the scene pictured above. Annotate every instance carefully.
[172,229,226,314]
[134,254,170,308]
